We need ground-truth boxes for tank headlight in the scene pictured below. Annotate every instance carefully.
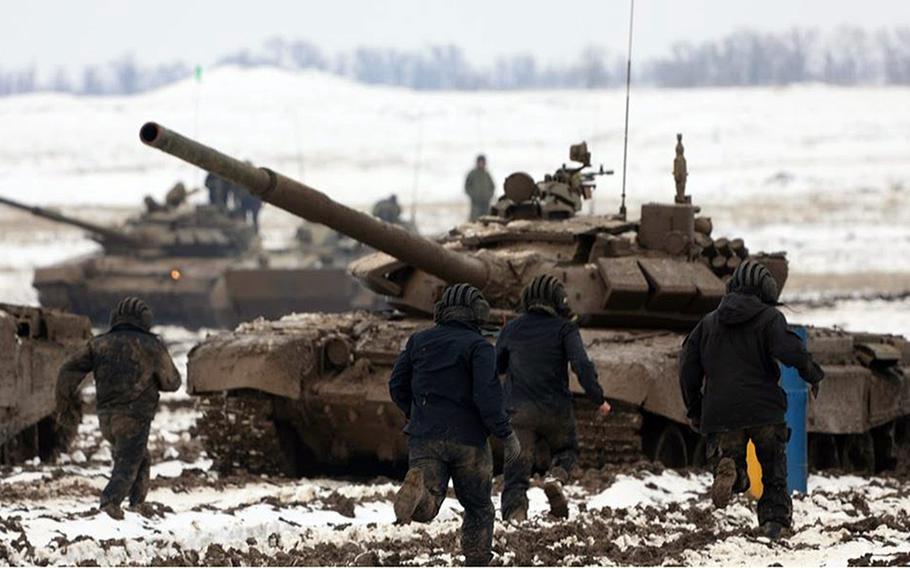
[170,269,182,281]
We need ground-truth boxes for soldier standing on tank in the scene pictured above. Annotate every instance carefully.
[55,297,181,520]
[205,172,229,211]
[679,260,825,540]
[464,154,495,221]
[496,275,611,522]
[389,283,521,567]
[372,194,403,224]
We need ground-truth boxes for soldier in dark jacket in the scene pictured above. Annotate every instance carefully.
[389,283,520,566]
[464,155,495,221]
[679,260,824,539]
[55,297,181,520]
[497,275,611,522]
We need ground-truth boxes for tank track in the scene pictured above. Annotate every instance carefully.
[195,393,287,475]
[575,402,645,468]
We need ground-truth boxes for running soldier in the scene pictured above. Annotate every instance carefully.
[55,297,181,519]
[390,283,521,566]
[497,274,611,521]
[679,260,824,539]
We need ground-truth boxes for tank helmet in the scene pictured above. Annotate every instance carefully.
[110,296,154,331]
[727,260,779,305]
[435,283,490,324]
[521,274,570,316]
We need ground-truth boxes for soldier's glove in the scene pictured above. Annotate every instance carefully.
[503,432,522,468]
[805,361,825,399]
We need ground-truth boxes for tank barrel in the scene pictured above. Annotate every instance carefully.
[0,195,136,245]
[140,122,490,288]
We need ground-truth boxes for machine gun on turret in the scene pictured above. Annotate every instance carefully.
[492,142,614,221]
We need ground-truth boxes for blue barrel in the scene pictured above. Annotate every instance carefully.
[781,325,808,493]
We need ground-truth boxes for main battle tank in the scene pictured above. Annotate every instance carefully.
[140,122,910,476]
[0,303,91,464]
[0,192,374,328]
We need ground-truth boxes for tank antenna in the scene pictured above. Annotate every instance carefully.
[410,109,425,225]
[619,0,635,220]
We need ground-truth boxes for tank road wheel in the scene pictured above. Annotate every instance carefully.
[871,423,898,473]
[652,423,689,468]
[839,433,875,475]
[808,434,841,470]
[689,436,708,468]
[273,420,307,478]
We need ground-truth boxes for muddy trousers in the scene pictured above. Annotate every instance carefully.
[407,436,495,566]
[501,404,578,520]
[707,423,792,527]
[99,413,152,508]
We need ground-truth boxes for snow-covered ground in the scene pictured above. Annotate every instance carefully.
[2,403,909,566]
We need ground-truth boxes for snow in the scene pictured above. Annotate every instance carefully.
[588,470,709,510]
[0,67,908,273]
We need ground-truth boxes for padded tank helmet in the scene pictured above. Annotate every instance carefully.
[434,283,490,324]
[521,274,570,316]
[109,296,154,331]
[727,260,779,305]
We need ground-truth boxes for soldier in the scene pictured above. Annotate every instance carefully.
[205,172,229,211]
[372,194,403,224]
[679,260,824,539]
[497,275,611,522]
[234,184,263,232]
[55,297,181,520]
[164,182,189,209]
[389,283,521,567]
[464,154,495,221]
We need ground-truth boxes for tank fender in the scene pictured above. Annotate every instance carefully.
[187,332,316,399]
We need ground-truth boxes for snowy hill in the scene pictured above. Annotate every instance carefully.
[0,66,909,276]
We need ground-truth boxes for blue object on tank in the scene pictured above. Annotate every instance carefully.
[781,325,809,494]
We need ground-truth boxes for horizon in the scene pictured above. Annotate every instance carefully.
[2,0,908,72]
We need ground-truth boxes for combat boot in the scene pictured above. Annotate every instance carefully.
[711,457,736,509]
[759,521,790,541]
[100,502,124,520]
[394,468,426,524]
[503,505,527,523]
[543,481,569,519]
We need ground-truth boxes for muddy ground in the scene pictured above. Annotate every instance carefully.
[1,398,909,567]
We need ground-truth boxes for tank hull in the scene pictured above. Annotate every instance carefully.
[0,304,92,464]
[188,312,910,475]
[33,255,378,329]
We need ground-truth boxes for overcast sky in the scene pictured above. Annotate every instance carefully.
[4,0,909,70]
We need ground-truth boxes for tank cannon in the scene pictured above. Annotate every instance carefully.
[0,195,139,250]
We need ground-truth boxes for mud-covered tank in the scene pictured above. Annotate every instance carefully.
[140,122,910,476]
[0,192,375,328]
[0,303,92,464]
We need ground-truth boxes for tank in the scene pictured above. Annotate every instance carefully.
[0,303,92,464]
[0,192,375,328]
[140,122,910,476]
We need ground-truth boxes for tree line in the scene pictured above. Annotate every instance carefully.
[2,27,909,96]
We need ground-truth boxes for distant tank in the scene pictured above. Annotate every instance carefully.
[0,303,91,464]
[141,122,910,476]
[0,192,376,329]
